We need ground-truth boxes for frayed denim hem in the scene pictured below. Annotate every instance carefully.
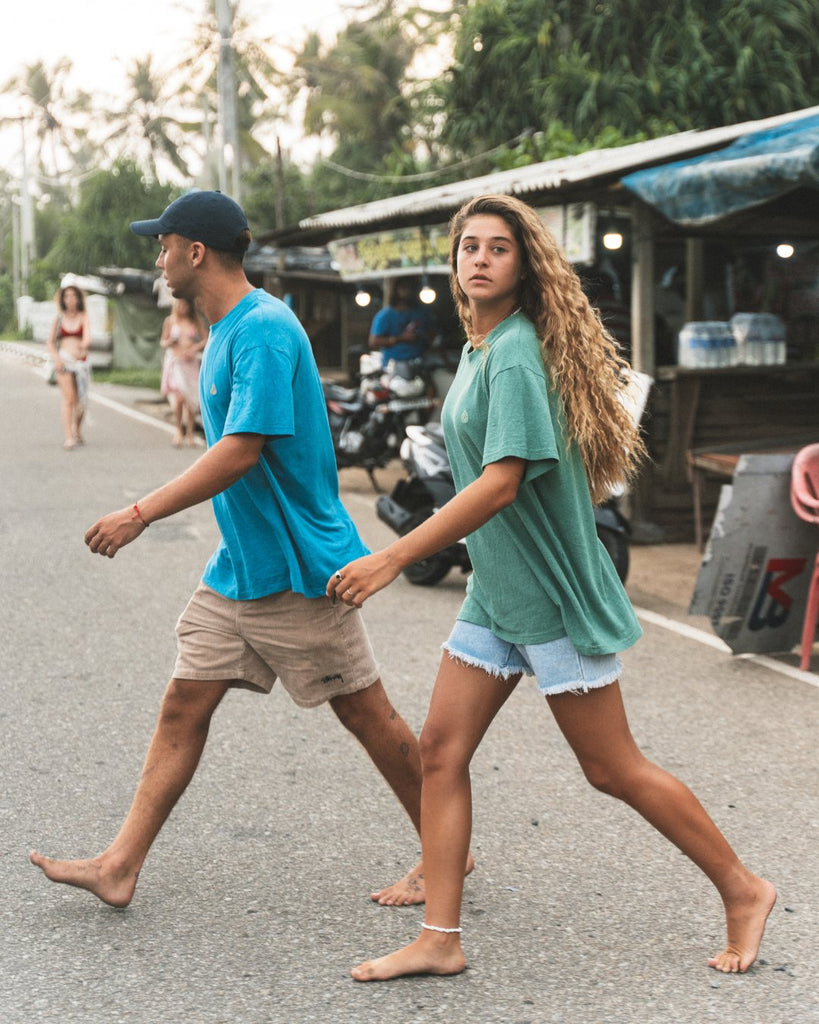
[541,667,620,699]
[441,643,526,682]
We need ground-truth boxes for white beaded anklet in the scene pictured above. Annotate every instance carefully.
[421,923,462,934]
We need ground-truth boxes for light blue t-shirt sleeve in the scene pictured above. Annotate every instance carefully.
[223,335,295,439]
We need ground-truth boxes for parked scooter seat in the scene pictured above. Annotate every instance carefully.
[322,380,360,404]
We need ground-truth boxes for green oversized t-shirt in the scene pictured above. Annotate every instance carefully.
[440,312,642,655]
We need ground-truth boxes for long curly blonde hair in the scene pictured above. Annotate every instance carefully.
[449,194,647,504]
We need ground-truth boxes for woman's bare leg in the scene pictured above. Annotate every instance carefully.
[170,394,184,446]
[56,372,77,447]
[73,401,85,443]
[351,656,520,982]
[546,682,776,973]
[183,401,197,446]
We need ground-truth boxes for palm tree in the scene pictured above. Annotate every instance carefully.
[1,59,89,180]
[103,56,201,184]
[288,0,449,208]
[176,0,284,187]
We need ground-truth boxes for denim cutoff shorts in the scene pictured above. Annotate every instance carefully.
[443,620,622,697]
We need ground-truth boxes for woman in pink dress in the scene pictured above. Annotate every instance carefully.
[160,298,208,447]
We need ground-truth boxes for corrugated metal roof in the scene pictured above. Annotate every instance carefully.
[297,106,819,233]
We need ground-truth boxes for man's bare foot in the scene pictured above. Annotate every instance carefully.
[708,876,777,973]
[29,851,138,909]
[351,934,466,982]
[371,853,475,906]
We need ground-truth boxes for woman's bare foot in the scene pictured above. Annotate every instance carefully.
[708,876,777,973]
[371,853,475,906]
[351,933,466,982]
[29,850,139,909]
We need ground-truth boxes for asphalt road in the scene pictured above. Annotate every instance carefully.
[1,351,818,1024]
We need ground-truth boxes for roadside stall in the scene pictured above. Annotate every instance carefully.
[622,112,819,542]
[268,106,819,544]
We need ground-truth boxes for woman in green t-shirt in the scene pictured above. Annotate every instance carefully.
[328,194,775,982]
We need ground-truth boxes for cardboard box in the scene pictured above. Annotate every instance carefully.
[689,454,817,654]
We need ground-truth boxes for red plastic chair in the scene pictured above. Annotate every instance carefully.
[790,443,819,670]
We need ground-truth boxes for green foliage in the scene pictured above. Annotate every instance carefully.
[437,0,819,156]
[93,367,162,389]
[43,162,175,276]
[289,1,450,210]
[103,57,200,183]
[241,157,313,231]
[1,59,93,179]
[25,262,60,302]
[491,122,661,170]
[0,274,15,331]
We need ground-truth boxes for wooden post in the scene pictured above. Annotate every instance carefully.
[627,201,657,530]
[685,237,704,321]
[630,201,655,377]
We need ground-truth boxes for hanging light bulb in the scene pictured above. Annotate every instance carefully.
[776,243,794,259]
[419,281,437,304]
[354,289,372,307]
[602,229,624,251]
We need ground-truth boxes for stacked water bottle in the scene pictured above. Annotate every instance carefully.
[678,313,786,368]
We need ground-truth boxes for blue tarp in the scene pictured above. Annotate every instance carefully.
[621,113,819,227]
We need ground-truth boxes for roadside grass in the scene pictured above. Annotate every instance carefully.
[93,368,162,390]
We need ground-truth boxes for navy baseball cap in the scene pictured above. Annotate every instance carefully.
[130,190,249,252]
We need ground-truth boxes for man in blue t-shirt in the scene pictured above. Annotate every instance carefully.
[30,191,438,911]
[368,276,434,365]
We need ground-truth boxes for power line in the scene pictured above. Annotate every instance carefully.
[320,132,532,183]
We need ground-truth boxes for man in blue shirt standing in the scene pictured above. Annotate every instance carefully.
[368,276,434,366]
[30,191,445,911]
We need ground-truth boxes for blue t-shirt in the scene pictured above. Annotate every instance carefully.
[370,305,433,363]
[199,289,368,600]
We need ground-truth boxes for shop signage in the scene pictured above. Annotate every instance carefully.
[328,203,595,280]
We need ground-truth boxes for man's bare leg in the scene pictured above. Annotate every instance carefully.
[331,678,475,906]
[30,678,229,907]
[368,854,476,907]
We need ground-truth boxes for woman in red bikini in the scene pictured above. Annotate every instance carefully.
[47,285,92,449]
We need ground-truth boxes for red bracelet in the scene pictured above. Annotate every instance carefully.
[132,503,150,527]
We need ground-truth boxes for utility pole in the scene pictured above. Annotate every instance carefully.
[275,135,286,229]
[15,117,36,299]
[216,0,241,202]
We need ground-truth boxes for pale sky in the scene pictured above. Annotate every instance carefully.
[0,0,355,171]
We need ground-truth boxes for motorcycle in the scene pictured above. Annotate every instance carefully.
[376,422,632,586]
[322,356,437,489]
